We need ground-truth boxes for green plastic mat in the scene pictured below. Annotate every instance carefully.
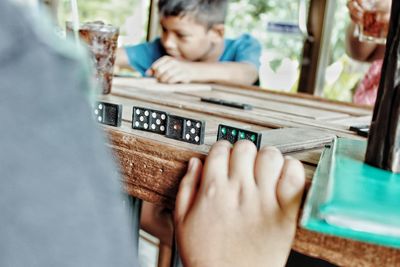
[301,137,400,248]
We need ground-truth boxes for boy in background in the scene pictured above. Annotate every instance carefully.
[116,0,261,86]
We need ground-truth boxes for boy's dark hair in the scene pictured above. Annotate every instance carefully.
[158,0,228,28]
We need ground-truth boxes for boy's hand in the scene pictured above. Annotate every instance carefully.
[146,56,195,84]
[174,141,305,267]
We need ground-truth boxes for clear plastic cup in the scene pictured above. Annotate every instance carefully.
[67,21,119,94]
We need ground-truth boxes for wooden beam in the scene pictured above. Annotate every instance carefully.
[107,126,207,208]
[298,0,336,96]
[100,78,400,266]
[105,126,400,267]
[146,0,159,41]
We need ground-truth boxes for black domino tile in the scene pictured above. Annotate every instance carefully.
[166,115,205,145]
[132,106,168,134]
[217,124,262,149]
[93,102,122,127]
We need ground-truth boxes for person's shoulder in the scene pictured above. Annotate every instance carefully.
[224,34,261,52]
[145,38,164,50]
[227,34,259,45]
[221,33,261,68]
[237,33,258,41]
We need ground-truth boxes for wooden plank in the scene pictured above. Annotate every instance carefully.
[212,84,372,116]
[286,148,323,166]
[100,94,261,135]
[298,0,336,96]
[104,125,400,267]
[112,77,212,92]
[261,128,335,153]
[101,79,399,267]
[111,85,364,138]
[293,227,400,267]
[146,0,158,41]
[111,77,373,116]
[107,125,316,206]
[107,124,206,208]
[102,98,334,154]
[330,115,372,128]
[180,90,349,121]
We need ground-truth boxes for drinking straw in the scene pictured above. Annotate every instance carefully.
[28,0,39,15]
[32,0,39,9]
[70,0,80,45]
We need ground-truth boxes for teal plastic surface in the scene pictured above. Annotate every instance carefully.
[301,137,400,248]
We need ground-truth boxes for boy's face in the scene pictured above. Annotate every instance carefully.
[159,15,224,62]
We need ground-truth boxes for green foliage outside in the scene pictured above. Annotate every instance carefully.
[58,0,140,35]
[226,0,305,60]
[323,55,366,102]
[225,0,365,102]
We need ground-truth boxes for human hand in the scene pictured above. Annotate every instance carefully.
[146,56,195,84]
[347,0,391,25]
[174,141,305,267]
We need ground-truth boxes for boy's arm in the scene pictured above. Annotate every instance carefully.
[190,61,258,86]
[148,56,258,86]
[115,47,134,70]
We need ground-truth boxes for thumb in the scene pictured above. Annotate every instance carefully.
[174,158,203,225]
[276,157,305,221]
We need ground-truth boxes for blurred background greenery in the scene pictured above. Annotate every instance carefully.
[225,0,368,101]
[59,0,146,39]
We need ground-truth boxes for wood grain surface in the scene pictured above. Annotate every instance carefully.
[100,78,398,267]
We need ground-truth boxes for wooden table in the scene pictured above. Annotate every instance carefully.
[100,77,400,267]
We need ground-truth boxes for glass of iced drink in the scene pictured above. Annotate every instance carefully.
[67,21,119,94]
[357,0,389,44]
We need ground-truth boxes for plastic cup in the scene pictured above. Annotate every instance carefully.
[67,21,119,94]
[357,0,389,44]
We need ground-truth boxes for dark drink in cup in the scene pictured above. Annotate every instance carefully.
[359,10,388,44]
[67,21,119,94]
[357,0,390,44]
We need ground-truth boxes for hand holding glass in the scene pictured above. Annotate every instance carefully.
[357,0,390,44]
